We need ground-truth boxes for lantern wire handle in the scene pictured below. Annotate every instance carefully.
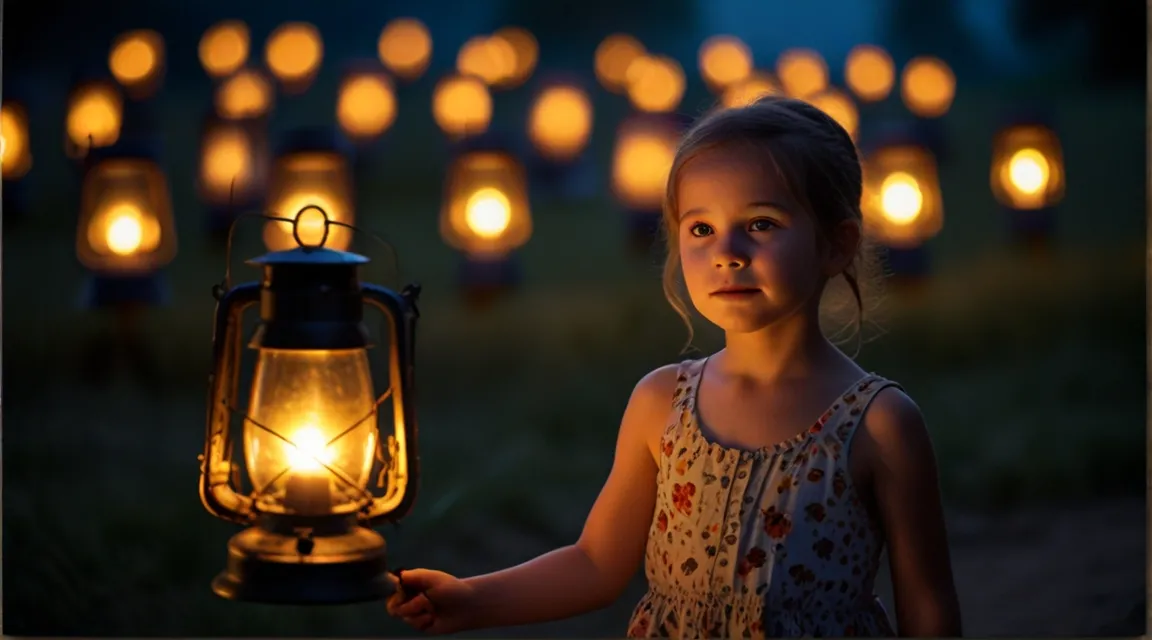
[216,207,404,295]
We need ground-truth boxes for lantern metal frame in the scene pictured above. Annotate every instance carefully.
[201,205,419,604]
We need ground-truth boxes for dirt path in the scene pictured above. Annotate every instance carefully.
[459,498,1146,637]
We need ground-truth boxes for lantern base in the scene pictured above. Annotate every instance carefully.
[459,254,521,310]
[79,271,170,310]
[3,179,29,229]
[625,210,664,260]
[1007,206,1055,251]
[212,520,396,605]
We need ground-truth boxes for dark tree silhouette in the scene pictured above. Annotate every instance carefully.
[1010,0,1144,85]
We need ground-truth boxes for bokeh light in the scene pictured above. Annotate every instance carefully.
[215,69,274,120]
[199,20,250,79]
[527,84,594,162]
[776,48,829,99]
[844,44,895,103]
[432,74,492,138]
[377,18,433,81]
[698,35,753,93]
[807,88,859,140]
[337,71,397,141]
[901,56,956,118]
[108,30,165,96]
[721,71,781,109]
[265,22,323,91]
[595,34,646,94]
[492,27,538,89]
[66,81,123,155]
[457,35,517,86]
[625,55,686,113]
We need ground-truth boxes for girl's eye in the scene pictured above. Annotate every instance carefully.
[749,218,778,232]
[689,222,713,237]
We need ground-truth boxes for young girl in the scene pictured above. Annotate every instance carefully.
[387,96,962,637]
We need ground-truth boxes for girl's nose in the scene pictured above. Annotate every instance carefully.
[713,235,750,269]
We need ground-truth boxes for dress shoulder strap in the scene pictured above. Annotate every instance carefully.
[831,374,905,452]
[662,357,707,446]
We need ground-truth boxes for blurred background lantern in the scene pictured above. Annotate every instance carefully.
[108,29,166,100]
[594,33,646,95]
[265,22,323,95]
[64,77,124,160]
[202,214,422,603]
[456,35,517,87]
[806,87,860,141]
[990,116,1066,247]
[698,35,753,95]
[611,113,683,256]
[720,71,781,109]
[2,99,33,228]
[76,139,177,319]
[490,26,538,90]
[377,18,433,83]
[860,133,944,284]
[525,78,596,200]
[336,62,398,147]
[844,44,895,104]
[900,56,955,159]
[198,112,271,241]
[624,54,686,114]
[440,140,532,305]
[199,20,251,81]
[215,68,275,121]
[775,48,829,100]
[432,74,492,141]
[264,129,355,253]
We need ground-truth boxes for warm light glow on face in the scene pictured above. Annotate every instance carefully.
[215,69,273,119]
[67,83,122,151]
[807,89,859,140]
[721,72,780,109]
[1007,148,1049,195]
[109,30,163,88]
[265,22,323,86]
[901,56,955,118]
[432,74,492,137]
[200,21,250,78]
[377,18,432,81]
[776,49,828,99]
[201,127,252,195]
[698,35,752,92]
[595,34,646,93]
[464,188,512,239]
[337,73,396,139]
[456,35,517,86]
[844,44,894,102]
[492,27,538,88]
[625,55,686,113]
[879,172,923,225]
[528,85,593,161]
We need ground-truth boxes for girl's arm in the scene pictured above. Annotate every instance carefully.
[857,388,963,637]
[458,365,677,630]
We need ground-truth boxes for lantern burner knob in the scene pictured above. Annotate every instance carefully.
[296,534,316,556]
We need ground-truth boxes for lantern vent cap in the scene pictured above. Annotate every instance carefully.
[247,246,370,266]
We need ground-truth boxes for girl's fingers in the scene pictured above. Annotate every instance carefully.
[405,612,434,632]
[395,593,433,618]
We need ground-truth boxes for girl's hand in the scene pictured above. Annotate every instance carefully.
[386,569,477,635]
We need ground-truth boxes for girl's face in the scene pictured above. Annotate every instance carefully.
[675,146,829,334]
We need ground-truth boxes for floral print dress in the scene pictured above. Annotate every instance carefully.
[626,357,901,638]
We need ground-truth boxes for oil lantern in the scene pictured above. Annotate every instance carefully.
[525,77,596,199]
[2,98,33,227]
[336,61,398,147]
[201,207,422,603]
[264,129,355,253]
[198,111,271,239]
[76,139,177,308]
[64,76,124,160]
[440,136,532,306]
[990,113,1065,247]
[859,127,944,284]
[611,112,686,257]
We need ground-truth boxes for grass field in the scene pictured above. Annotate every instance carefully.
[2,84,1145,636]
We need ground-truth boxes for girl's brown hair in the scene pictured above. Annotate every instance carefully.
[661,95,884,356]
